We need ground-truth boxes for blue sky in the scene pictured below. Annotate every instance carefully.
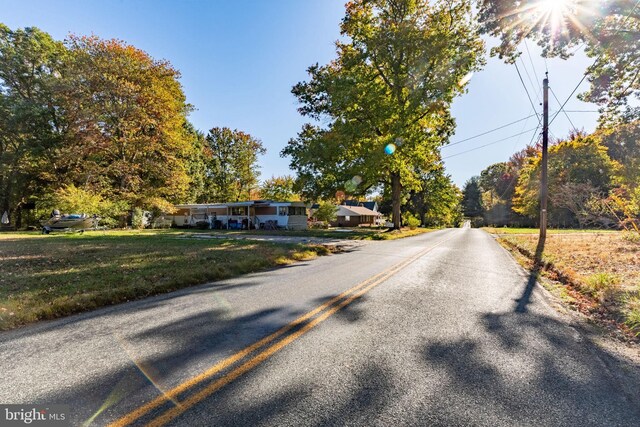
[1,0,599,188]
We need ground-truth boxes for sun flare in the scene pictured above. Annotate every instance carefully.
[535,0,573,34]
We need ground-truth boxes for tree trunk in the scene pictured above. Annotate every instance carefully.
[391,172,402,230]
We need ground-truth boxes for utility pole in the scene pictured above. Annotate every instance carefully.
[540,73,549,240]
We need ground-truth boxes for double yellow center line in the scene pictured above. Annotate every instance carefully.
[110,234,451,427]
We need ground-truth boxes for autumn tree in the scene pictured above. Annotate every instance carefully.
[513,134,616,227]
[596,121,640,227]
[259,175,299,201]
[283,0,484,229]
[201,127,265,202]
[476,0,640,122]
[52,35,195,209]
[183,122,208,203]
[0,25,67,226]
[478,162,518,225]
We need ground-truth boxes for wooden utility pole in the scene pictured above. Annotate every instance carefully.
[540,74,549,240]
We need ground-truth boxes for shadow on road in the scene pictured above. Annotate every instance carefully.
[421,307,640,426]
[515,236,545,313]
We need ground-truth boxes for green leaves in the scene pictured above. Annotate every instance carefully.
[284,0,484,228]
[259,175,299,201]
[201,127,265,203]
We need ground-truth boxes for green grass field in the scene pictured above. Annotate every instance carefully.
[0,229,331,330]
[0,226,434,330]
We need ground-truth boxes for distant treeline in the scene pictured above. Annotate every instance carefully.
[461,126,640,229]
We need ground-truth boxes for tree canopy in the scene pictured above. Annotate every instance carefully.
[0,24,266,226]
[259,175,299,201]
[283,0,484,228]
[513,134,617,227]
[476,0,640,122]
[201,127,265,203]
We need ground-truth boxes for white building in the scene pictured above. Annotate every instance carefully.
[166,200,308,230]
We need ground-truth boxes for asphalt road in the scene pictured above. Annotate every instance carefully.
[1,228,639,426]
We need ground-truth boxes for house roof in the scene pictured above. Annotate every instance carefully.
[343,200,378,211]
[336,205,381,217]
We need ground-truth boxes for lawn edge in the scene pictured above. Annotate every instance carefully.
[492,234,639,345]
[0,241,337,332]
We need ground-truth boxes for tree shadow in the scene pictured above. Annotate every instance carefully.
[422,307,640,426]
[6,303,320,425]
[515,236,545,313]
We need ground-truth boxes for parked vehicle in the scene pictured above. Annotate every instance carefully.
[41,212,100,234]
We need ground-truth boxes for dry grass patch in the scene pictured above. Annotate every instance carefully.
[0,230,331,330]
[495,231,640,339]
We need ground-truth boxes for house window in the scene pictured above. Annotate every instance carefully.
[291,207,306,216]
[278,206,288,216]
[231,207,246,216]
[345,215,350,222]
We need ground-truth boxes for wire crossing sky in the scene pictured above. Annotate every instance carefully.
[1,0,600,188]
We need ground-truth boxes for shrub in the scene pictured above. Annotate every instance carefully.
[582,272,621,302]
[403,213,421,230]
[36,184,129,228]
[309,220,329,229]
[314,203,338,223]
[621,231,640,243]
[131,208,146,229]
[624,296,640,336]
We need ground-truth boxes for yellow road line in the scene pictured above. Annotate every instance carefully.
[109,261,402,426]
[110,234,452,427]
[147,271,392,427]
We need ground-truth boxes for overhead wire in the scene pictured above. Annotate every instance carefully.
[442,127,539,159]
[514,62,542,123]
[443,114,537,148]
[548,74,587,126]
[524,40,542,87]
[549,86,578,132]
[519,55,541,104]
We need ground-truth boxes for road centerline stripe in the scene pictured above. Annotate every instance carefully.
[109,233,454,427]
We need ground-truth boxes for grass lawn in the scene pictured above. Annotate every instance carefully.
[0,229,332,330]
[487,229,640,339]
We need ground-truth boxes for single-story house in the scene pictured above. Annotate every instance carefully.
[165,200,308,230]
[343,199,379,212]
[330,205,382,227]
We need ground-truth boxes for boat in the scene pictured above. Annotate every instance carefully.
[41,212,100,234]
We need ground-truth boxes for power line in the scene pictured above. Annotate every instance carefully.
[514,62,542,122]
[524,40,542,88]
[548,74,587,126]
[519,55,541,104]
[511,107,537,152]
[526,123,542,147]
[444,114,537,148]
[442,127,539,159]
[549,86,578,132]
